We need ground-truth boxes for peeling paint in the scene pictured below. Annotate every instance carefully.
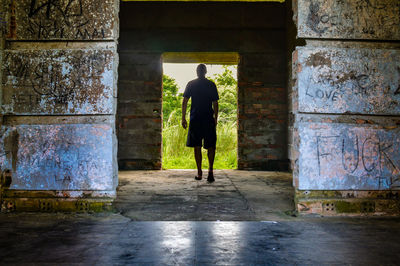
[2,49,115,115]
[297,0,400,40]
[0,124,115,191]
[298,122,400,190]
[6,0,117,40]
[296,47,400,115]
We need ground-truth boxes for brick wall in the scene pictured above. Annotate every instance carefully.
[117,52,162,169]
[119,2,288,170]
[238,53,288,170]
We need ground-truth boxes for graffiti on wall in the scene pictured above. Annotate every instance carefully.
[298,0,400,40]
[2,49,115,114]
[296,47,400,115]
[8,0,116,40]
[299,123,400,190]
[0,124,114,191]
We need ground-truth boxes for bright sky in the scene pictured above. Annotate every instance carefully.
[163,63,237,93]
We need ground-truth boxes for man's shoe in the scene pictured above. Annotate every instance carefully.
[195,176,202,181]
[207,175,215,183]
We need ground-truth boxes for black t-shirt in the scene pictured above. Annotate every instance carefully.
[183,78,219,121]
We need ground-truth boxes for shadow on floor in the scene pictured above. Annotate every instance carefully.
[114,170,296,221]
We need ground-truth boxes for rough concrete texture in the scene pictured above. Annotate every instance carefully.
[1,197,114,213]
[2,48,116,115]
[295,47,400,115]
[297,198,400,216]
[0,215,400,264]
[115,170,295,221]
[296,0,400,40]
[291,114,400,188]
[117,52,162,170]
[0,123,116,191]
[0,2,5,117]
[5,0,119,40]
[291,0,400,215]
[0,0,119,204]
[297,122,400,190]
[0,3,5,38]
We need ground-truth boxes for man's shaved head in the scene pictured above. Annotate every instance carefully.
[197,64,207,78]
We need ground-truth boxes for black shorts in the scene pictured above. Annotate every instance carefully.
[186,119,217,149]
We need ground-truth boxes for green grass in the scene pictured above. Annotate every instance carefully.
[162,111,237,169]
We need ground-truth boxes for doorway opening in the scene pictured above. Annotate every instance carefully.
[162,52,239,170]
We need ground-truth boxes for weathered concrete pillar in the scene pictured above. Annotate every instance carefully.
[0,1,6,205]
[292,0,400,215]
[0,0,119,212]
[0,1,5,101]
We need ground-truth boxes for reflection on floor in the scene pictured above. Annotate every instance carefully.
[115,170,295,221]
[0,215,399,265]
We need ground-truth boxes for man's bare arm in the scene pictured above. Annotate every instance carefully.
[182,97,189,129]
[213,101,219,126]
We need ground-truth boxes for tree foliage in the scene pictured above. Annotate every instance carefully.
[162,75,183,124]
[210,65,237,87]
[163,65,237,124]
[209,65,237,123]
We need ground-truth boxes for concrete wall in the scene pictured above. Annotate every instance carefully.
[0,0,119,212]
[292,0,400,215]
[0,0,6,200]
[119,2,288,170]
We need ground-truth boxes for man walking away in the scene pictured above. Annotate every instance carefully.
[181,64,219,183]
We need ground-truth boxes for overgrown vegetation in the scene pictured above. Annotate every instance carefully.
[162,65,238,169]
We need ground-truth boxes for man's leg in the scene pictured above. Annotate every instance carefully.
[194,146,202,178]
[204,119,217,182]
[207,147,215,174]
[207,147,215,182]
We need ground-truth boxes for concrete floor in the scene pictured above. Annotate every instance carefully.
[1,170,400,265]
[0,214,399,265]
[115,170,295,221]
